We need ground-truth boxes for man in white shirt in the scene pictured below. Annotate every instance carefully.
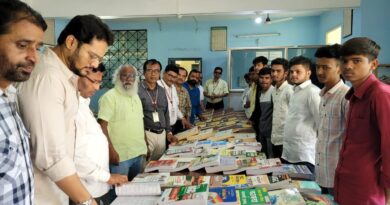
[270,58,293,158]
[197,72,205,111]
[75,64,127,204]
[204,67,229,110]
[282,56,320,174]
[18,15,113,205]
[157,64,192,134]
[250,68,274,157]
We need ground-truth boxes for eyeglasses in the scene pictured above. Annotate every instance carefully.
[120,73,136,80]
[84,75,102,85]
[87,51,104,64]
[145,69,160,74]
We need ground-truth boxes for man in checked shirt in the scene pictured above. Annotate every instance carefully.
[0,0,46,204]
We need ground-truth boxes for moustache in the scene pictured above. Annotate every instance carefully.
[17,61,35,68]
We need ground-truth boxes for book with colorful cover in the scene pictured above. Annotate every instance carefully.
[145,160,178,173]
[159,161,191,173]
[246,158,283,175]
[132,173,170,184]
[236,187,271,205]
[208,186,237,205]
[222,175,248,189]
[158,184,209,205]
[165,146,194,157]
[268,188,306,205]
[223,157,258,175]
[273,164,313,180]
[189,154,220,171]
[247,174,292,191]
[162,176,210,188]
[300,192,333,205]
[205,157,238,173]
[291,180,321,194]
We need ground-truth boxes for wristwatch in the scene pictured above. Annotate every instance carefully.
[76,197,93,205]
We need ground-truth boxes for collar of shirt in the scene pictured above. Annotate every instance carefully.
[47,48,79,89]
[276,80,289,91]
[294,80,312,91]
[345,74,376,100]
[320,80,345,97]
[142,81,158,91]
[0,84,17,97]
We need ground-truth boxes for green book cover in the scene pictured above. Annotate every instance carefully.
[237,187,271,205]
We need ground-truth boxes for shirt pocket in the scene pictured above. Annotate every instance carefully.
[347,116,370,144]
[0,134,23,184]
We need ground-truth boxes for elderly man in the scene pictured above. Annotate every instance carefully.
[98,65,147,181]
[158,64,192,134]
[139,59,177,161]
[75,64,128,205]
[0,1,46,204]
[18,14,113,205]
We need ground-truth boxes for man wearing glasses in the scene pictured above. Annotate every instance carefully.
[138,59,177,161]
[157,64,192,134]
[18,15,113,205]
[204,67,229,110]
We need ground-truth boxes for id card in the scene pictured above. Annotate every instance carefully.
[152,111,160,122]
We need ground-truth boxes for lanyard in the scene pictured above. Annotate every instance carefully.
[143,82,159,110]
[211,79,220,94]
[161,81,173,105]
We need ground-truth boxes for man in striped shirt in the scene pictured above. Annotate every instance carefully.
[0,0,46,204]
[314,44,349,195]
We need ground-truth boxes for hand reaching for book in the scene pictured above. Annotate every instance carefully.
[107,174,128,186]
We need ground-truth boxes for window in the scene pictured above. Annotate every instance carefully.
[102,30,148,88]
[326,26,342,45]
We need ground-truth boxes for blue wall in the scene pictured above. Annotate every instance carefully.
[107,16,320,83]
[318,8,362,44]
[360,0,390,63]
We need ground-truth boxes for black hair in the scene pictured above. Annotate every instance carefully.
[248,66,254,72]
[0,0,47,35]
[143,59,162,73]
[252,56,268,66]
[214,67,223,73]
[178,66,188,76]
[289,56,312,71]
[244,73,250,80]
[258,67,272,76]
[165,64,179,74]
[340,37,381,61]
[271,58,289,71]
[315,44,341,59]
[189,69,200,77]
[57,14,114,46]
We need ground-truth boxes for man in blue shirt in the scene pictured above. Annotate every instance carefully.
[183,69,205,123]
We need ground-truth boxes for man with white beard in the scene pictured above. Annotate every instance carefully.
[98,65,147,181]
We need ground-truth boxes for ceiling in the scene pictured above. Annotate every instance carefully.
[25,0,360,22]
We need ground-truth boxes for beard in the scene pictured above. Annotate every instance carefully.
[115,78,138,97]
[67,48,87,76]
[0,51,34,82]
[188,79,197,86]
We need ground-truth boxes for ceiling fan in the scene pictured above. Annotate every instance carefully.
[264,13,293,25]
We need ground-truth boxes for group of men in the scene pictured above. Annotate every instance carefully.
[0,0,389,205]
[242,41,390,204]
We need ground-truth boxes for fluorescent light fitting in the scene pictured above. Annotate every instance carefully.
[235,33,280,38]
